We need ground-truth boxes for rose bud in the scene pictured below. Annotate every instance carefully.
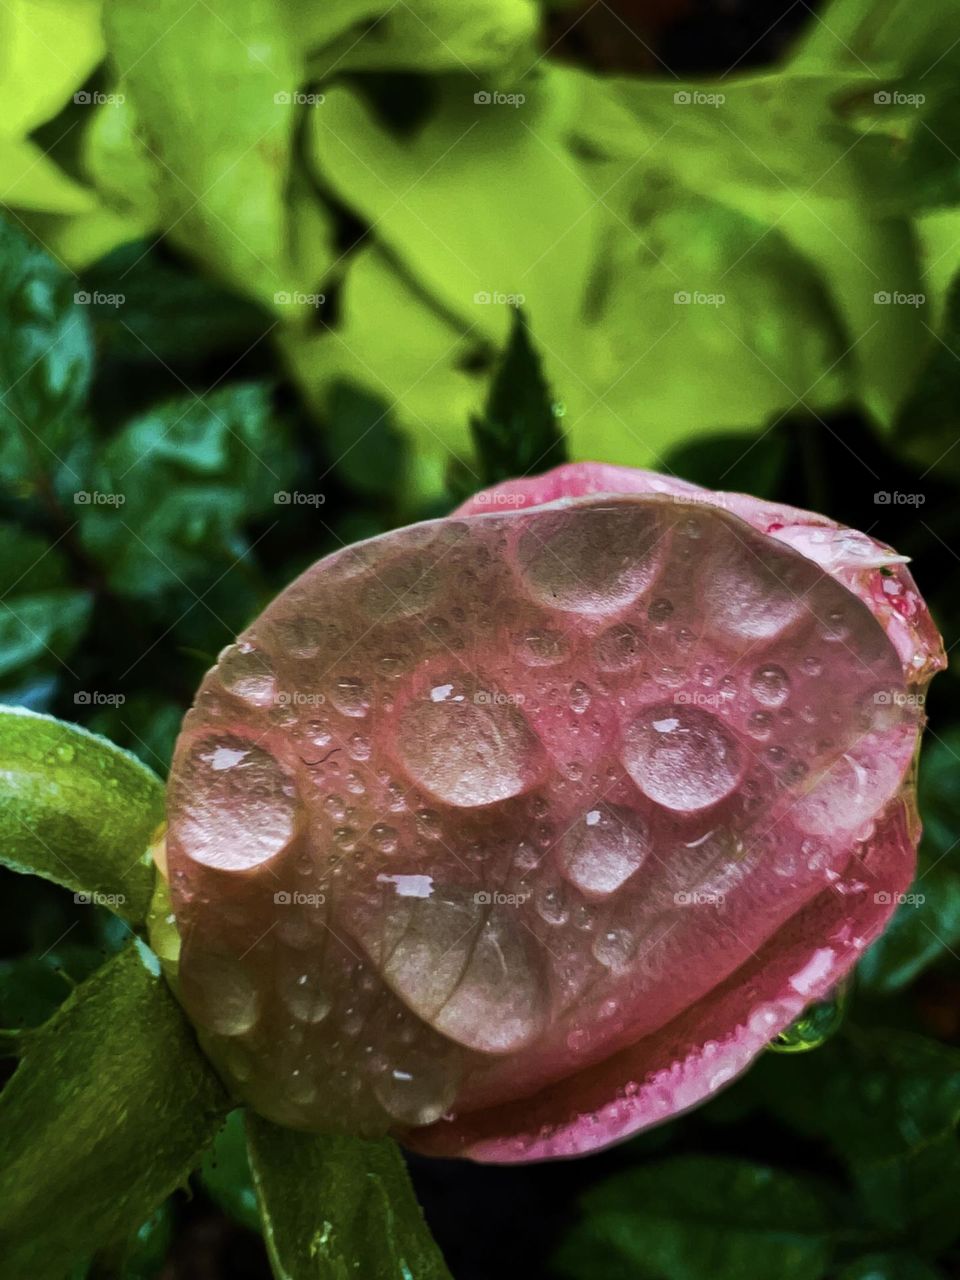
[158,463,944,1161]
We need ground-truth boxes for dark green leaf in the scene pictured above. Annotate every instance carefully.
[246,1115,452,1280]
[894,272,960,477]
[325,382,410,500]
[199,1109,261,1235]
[455,310,566,498]
[853,1130,960,1253]
[0,944,230,1278]
[0,946,104,1035]
[75,383,293,597]
[753,1028,960,1164]
[0,706,163,925]
[553,1156,838,1280]
[838,1253,946,1280]
[0,522,92,686]
[88,1201,175,1280]
[663,430,788,501]
[0,213,93,493]
[81,242,270,368]
[750,1029,960,1250]
[861,729,960,991]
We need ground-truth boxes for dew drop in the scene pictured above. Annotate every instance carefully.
[750,665,790,707]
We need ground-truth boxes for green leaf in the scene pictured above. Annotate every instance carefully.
[0,0,104,138]
[853,1130,960,1254]
[750,1029,960,1250]
[663,429,788,500]
[838,1254,946,1280]
[103,0,333,310]
[324,382,411,500]
[280,245,480,477]
[0,706,163,925]
[0,946,105,1035]
[591,70,925,430]
[89,1201,175,1280]
[900,84,960,211]
[0,944,230,1279]
[553,1156,838,1280]
[0,214,94,492]
[75,382,293,597]
[246,1115,452,1280]
[754,1029,960,1164]
[80,91,162,231]
[0,137,98,214]
[0,523,92,686]
[893,270,960,478]
[307,70,597,455]
[788,0,958,77]
[81,241,270,369]
[467,309,566,489]
[199,1109,261,1235]
[861,728,960,990]
[307,0,538,76]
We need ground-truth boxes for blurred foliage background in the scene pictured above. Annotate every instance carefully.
[2,0,960,1276]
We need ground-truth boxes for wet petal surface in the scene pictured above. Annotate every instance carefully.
[164,478,939,1153]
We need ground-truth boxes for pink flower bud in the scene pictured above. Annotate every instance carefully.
[163,464,944,1161]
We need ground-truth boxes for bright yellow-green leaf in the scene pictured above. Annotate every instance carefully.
[0,0,104,138]
[104,0,334,310]
[0,137,97,215]
[307,0,539,76]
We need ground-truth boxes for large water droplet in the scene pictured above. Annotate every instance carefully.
[181,949,259,1036]
[622,705,743,812]
[516,503,665,614]
[394,681,541,807]
[372,1056,458,1126]
[701,531,815,641]
[559,804,649,897]
[172,737,300,871]
[217,644,277,707]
